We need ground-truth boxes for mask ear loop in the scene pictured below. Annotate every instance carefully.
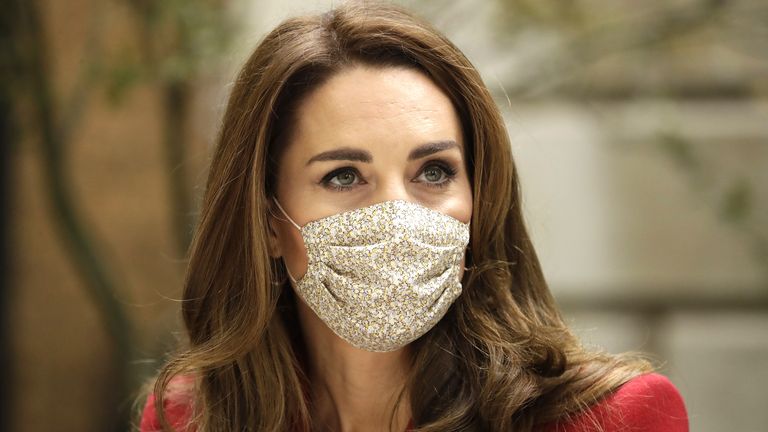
[272,198,302,231]
[270,198,301,285]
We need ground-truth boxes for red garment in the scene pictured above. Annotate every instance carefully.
[539,372,689,432]
[140,372,688,431]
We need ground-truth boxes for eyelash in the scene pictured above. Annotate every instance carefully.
[319,159,458,192]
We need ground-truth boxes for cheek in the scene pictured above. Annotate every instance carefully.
[459,192,473,224]
[276,222,310,279]
[448,176,473,224]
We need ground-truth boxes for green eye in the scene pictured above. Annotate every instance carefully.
[333,170,357,186]
[321,167,362,191]
[416,161,458,189]
[423,166,444,182]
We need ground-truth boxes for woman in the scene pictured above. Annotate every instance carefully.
[139,1,688,431]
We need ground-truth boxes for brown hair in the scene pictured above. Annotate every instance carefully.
[148,1,655,431]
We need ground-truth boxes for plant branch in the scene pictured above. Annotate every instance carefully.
[16,1,136,430]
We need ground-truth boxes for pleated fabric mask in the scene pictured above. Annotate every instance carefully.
[273,199,471,352]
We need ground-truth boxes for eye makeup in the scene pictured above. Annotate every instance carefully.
[318,158,459,192]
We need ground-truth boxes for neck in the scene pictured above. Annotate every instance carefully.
[296,298,412,432]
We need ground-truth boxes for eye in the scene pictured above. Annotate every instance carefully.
[423,165,445,182]
[415,161,457,188]
[320,167,363,191]
[319,161,458,192]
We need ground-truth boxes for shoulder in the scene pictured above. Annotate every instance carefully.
[139,376,195,432]
[542,372,689,432]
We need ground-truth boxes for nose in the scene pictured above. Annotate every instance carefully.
[367,175,413,207]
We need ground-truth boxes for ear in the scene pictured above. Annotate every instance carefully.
[266,201,283,258]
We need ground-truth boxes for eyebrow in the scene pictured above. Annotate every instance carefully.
[305,140,460,166]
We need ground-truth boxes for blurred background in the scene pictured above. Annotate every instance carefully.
[3,0,767,431]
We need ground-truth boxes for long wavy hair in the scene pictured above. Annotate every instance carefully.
[148,1,655,431]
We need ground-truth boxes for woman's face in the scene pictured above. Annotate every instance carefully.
[269,64,473,283]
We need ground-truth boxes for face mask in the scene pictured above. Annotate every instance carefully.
[273,198,471,352]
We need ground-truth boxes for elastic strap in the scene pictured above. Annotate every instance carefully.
[273,198,302,230]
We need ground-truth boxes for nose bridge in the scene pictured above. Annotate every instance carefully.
[371,169,412,205]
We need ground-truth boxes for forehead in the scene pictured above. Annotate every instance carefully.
[288,64,464,158]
